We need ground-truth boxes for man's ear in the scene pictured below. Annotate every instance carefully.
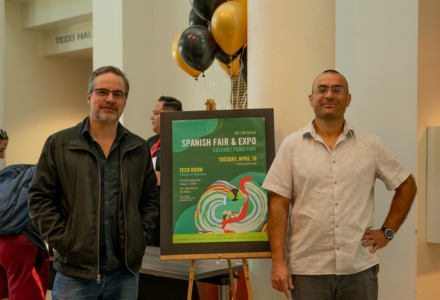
[308,94,314,107]
[346,93,352,107]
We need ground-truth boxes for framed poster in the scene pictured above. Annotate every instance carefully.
[160,109,274,259]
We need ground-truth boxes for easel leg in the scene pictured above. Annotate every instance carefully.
[187,259,195,300]
[242,259,254,300]
[227,259,237,300]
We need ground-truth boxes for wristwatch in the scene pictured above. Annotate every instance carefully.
[381,227,394,240]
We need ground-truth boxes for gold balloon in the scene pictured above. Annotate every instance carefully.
[217,55,241,77]
[211,2,247,55]
[230,0,247,12]
[171,33,201,78]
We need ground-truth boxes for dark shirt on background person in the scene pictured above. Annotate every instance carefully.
[147,96,182,247]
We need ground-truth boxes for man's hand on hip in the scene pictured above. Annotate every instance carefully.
[362,228,390,253]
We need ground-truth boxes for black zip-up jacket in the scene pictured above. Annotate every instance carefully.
[28,117,159,280]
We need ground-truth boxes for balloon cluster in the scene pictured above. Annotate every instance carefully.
[171,0,248,82]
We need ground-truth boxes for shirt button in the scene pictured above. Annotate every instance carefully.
[335,225,339,228]
[333,160,336,164]
[105,201,109,205]
[336,247,340,250]
[335,203,338,206]
[334,181,337,184]
[105,220,109,225]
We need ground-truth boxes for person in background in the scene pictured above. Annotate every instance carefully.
[147,96,182,247]
[263,69,417,300]
[0,130,50,300]
[0,130,8,159]
[28,66,159,299]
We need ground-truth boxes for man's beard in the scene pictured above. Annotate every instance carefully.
[92,106,120,122]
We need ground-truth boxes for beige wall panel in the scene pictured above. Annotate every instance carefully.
[248,1,335,299]
[417,0,440,299]
[337,1,417,299]
[22,0,92,30]
[5,1,91,165]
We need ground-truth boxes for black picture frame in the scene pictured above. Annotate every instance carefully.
[160,109,275,258]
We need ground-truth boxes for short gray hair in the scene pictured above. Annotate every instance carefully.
[88,66,130,97]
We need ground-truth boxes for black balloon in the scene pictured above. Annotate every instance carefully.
[179,25,218,73]
[240,46,247,84]
[190,0,227,22]
[215,46,241,65]
[189,9,207,27]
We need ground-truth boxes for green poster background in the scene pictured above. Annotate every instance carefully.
[171,117,269,244]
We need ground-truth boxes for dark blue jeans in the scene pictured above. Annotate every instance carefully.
[51,268,139,300]
[291,264,379,300]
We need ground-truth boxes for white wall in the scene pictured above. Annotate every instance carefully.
[249,0,418,299]
[3,0,233,162]
[22,0,92,30]
[248,1,335,299]
[92,0,232,140]
[2,0,437,299]
[4,1,91,165]
[336,1,418,299]
[417,0,440,299]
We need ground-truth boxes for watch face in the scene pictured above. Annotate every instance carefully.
[384,229,394,239]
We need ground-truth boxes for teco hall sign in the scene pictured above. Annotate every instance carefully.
[55,30,92,44]
[44,21,92,56]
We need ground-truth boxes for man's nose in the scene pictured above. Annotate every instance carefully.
[104,91,120,102]
[325,89,335,97]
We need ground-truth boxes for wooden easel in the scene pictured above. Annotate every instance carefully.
[205,99,217,111]
[162,251,270,300]
[187,258,252,300]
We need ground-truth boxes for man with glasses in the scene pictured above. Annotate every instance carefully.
[29,66,159,299]
[0,129,8,159]
[263,69,417,300]
[147,96,182,247]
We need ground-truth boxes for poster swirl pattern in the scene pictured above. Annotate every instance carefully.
[195,176,268,233]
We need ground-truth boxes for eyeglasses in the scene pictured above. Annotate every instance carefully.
[93,88,127,100]
[314,86,346,95]
[0,129,7,138]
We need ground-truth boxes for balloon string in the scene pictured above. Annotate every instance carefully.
[235,79,239,109]
[192,77,199,93]
[210,64,219,109]
[236,56,242,109]
[195,73,205,108]
[239,55,247,109]
[236,75,241,109]
[203,74,210,105]
[236,57,241,109]
[229,74,233,109]
[227,55,237,109]
[235,55,243,109]
[239,88,247,109]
